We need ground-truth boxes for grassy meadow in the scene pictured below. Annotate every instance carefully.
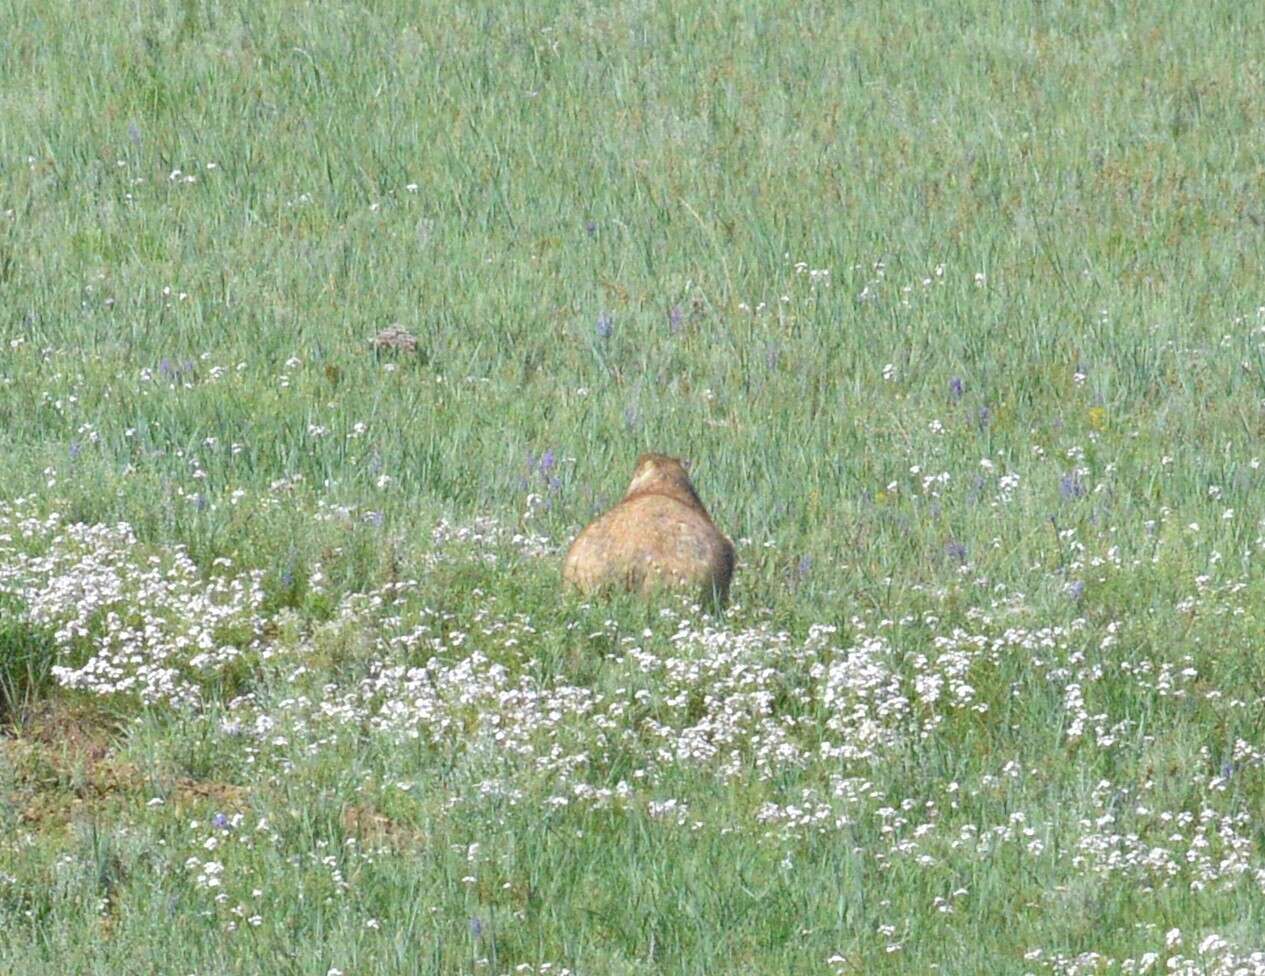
[4,0,1265,971]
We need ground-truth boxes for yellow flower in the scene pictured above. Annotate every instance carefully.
[1088,406,1107,431]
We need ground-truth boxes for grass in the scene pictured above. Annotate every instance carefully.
[0,607,58,723]
[3,0,1265,972]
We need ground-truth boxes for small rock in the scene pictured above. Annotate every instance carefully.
[372,325,418,353]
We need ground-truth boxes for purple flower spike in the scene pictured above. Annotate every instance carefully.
[1059,473,1086,500]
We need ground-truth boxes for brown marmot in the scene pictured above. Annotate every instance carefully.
[562,453,736,608]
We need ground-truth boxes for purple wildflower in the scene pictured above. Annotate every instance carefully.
[668,305,685,334]
[1059,473,1086,500]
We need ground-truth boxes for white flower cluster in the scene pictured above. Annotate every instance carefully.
[0,500,265,708]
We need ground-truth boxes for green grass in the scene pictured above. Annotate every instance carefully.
[0,610,58,724]
[3,0,1265,972]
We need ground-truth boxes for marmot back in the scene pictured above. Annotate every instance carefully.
[562,453,735,608]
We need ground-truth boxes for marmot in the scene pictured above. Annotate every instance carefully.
[562,453,735,608]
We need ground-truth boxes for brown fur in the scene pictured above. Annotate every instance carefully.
[562,453,736,608]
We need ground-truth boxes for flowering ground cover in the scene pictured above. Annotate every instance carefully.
[3,1,1265,972]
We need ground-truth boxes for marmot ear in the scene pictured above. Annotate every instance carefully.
[681,458,692,472]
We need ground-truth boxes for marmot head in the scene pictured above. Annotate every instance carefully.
[623,453,704,509]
